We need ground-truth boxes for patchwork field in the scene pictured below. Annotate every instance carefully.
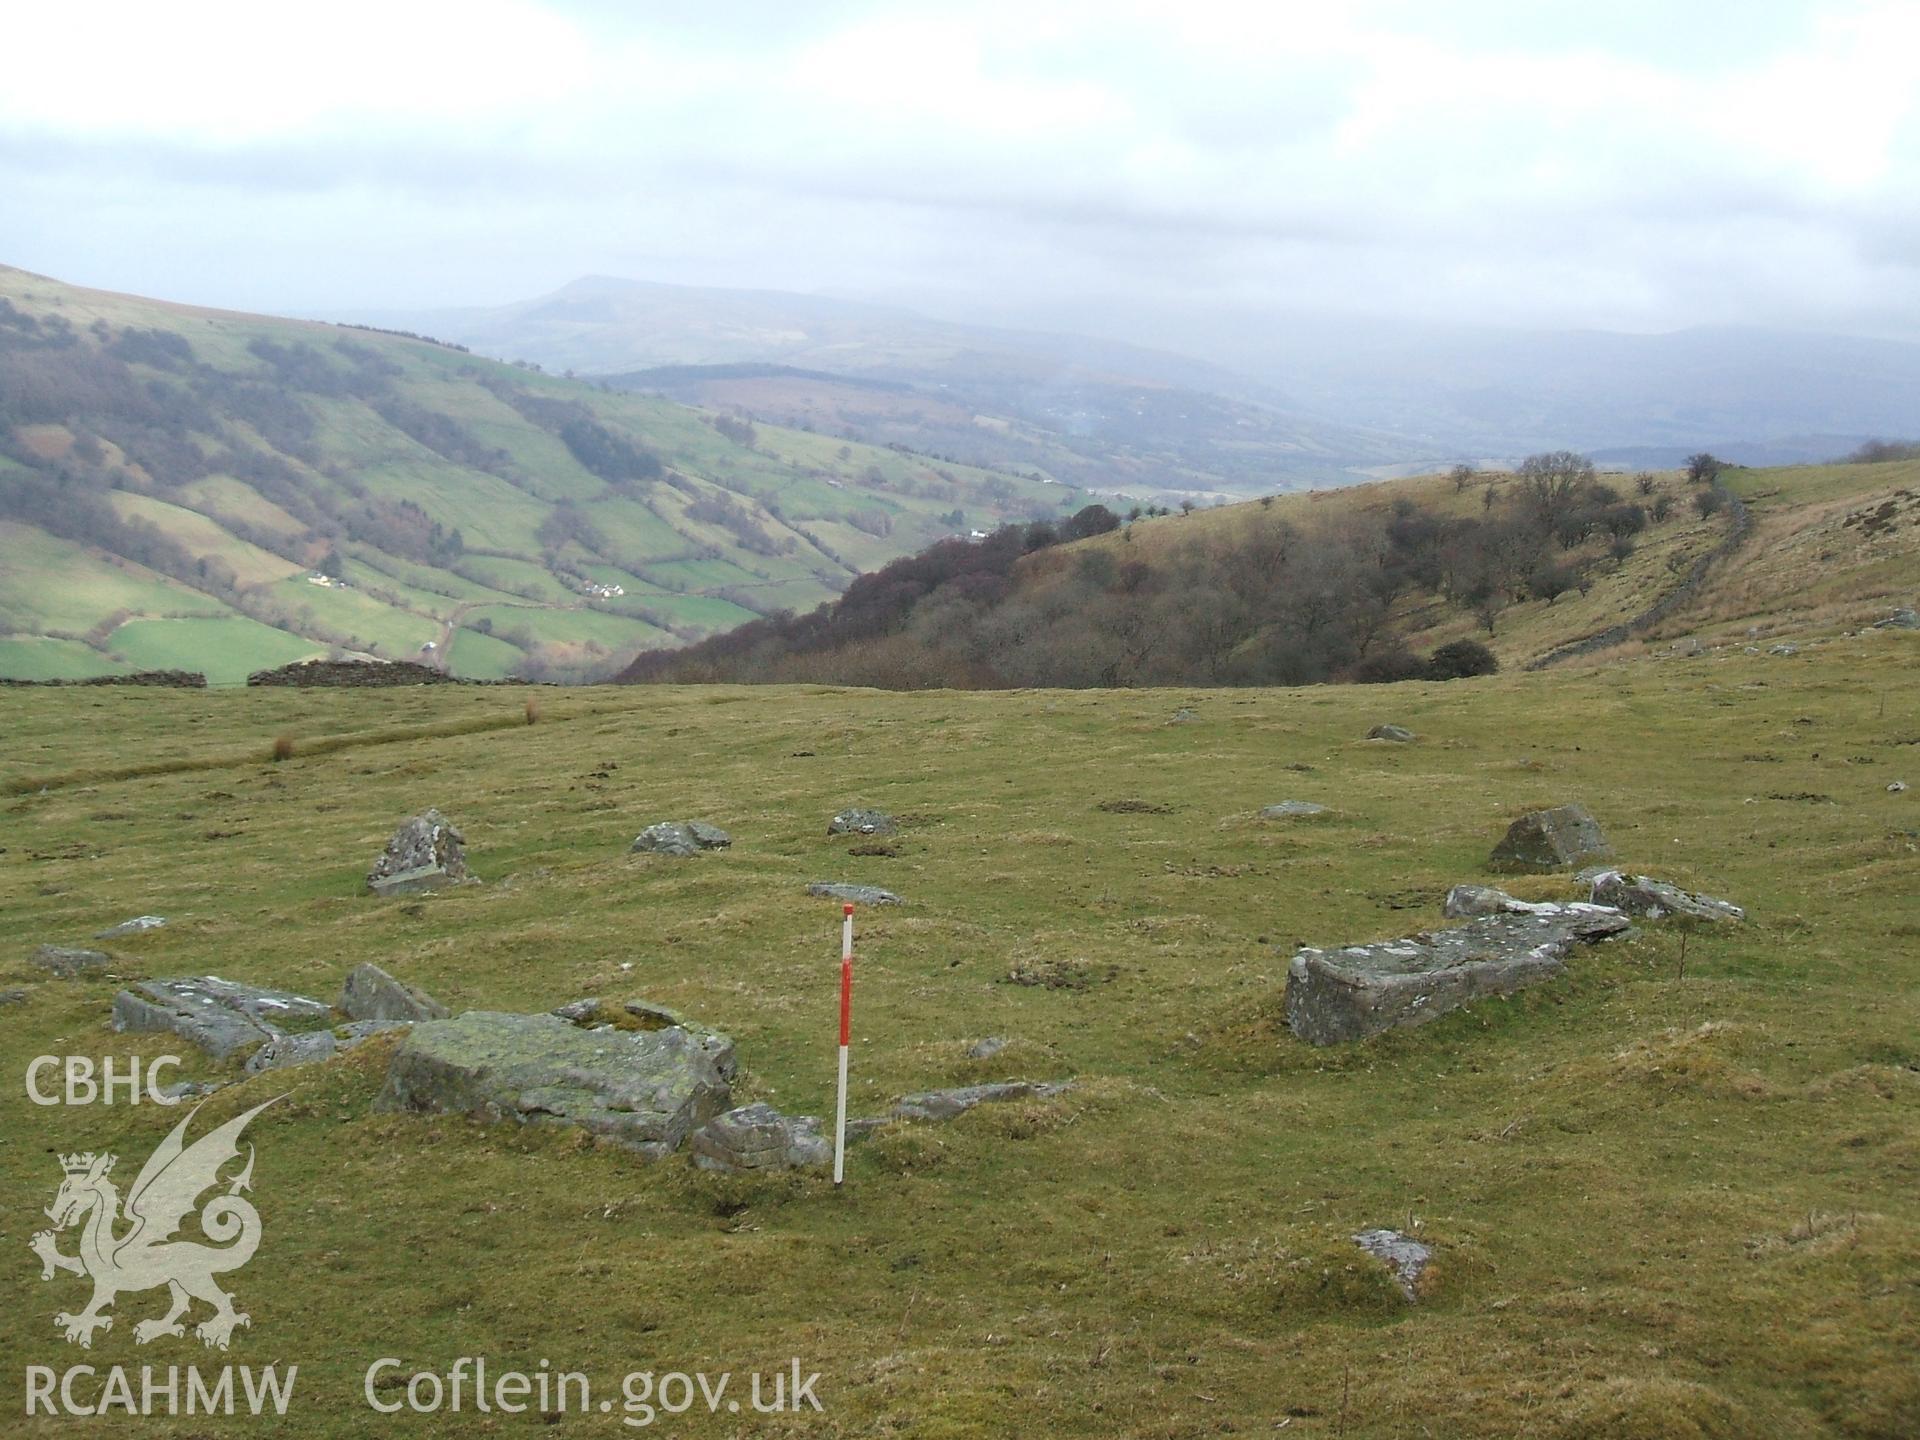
[1,631,1914,1436]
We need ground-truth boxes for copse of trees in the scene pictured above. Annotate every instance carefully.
[618,468,1635,692]
[1844,438,1920,464]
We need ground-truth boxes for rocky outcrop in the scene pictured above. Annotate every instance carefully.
[1589,872,1744,922]
[340,962,449,1023]
[1284,903,1632,1045]
[31,945,111,978]
[808,882,903,905]
[367,810,470,896]
[888,1081,1070,1122]
[1872,607,1918,630]
[687,1103,830,1173]
[631,822,732,857]
[1367,724,1415,742]
[828,808,896,837]
[377,1011,732,1159]
[112,977,335,1061]
[1487,804,1611,872]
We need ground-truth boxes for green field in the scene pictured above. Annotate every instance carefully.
[105,616,322,684]
[0,628,1913,1437]
[0,636,126,680]
[0,265,1084,683]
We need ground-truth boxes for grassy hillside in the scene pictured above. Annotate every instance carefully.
[0,629,1914,1436]
[624,456,1917,690]
[368,276,1421,495]
[0,266,1080,682]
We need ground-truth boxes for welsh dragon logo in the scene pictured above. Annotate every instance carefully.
[30,1098,278,1349]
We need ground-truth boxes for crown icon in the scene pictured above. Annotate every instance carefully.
[58,1152,111,1176]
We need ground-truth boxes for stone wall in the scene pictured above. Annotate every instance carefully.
[246,659,461,688]
[0,669,207,688]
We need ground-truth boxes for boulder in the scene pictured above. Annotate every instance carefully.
[1169,708,1199,725]
[367,809,469,896]
[1367,724,1415,742]
[828,808,896,837]
[1873,607,1919,630]
[687,1103,830,1173]
[631,821,731,857]
[1260,801,1328,819]
[889,1080,1070,1122]
[376,1011,732,1160]
[31,945,111,978]
[95,915,165,939]
[1890,781,1910,794]
[1284,903,1632,1045]
[548,998,734,1077]
[1354,1229,1433,1303]
[1487,804,1611,872]
[1589,872,1744,923]
[112,977,334,1061]
[967,1036,1012,1060]
[340,962,449,1024]
[808,882,904,906]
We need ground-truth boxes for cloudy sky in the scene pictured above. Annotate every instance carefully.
[3,0,1917,340]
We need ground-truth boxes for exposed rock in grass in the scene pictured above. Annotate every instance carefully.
[112,977,334,1061]
[1589,872,1745,922]
[340,962,450,1023]
[1261,801,1329,819]
[1169,708,1199,724]
[0,988,29,1006]
[1284,903,1632,1045]
[156,1079,225,1101]
[889,1080,1070,1121]
[367,809,469,896]
[377,1011,731,1160]
[1487,803,1611,872]
[95,915,165,939]
[688,1103,830,1173]
[827,808,896,837]
[1367,724,1415,741]
[1873,607,1918,629]
[631,821,732,856]
[808,882,903,905]
[1890,780,1910,793]
[31,945,111,977]
[1097,797,1175,814]
[243,1030,339,1073]
[1001,957,1114,990]
[1353,1228,1432,1302]
[967,1036,1011,1059]
[548,998,737,1077]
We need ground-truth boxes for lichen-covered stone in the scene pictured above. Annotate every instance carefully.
[808,882,903,905]
[376,1011,731,1160]
[687,1103,830,1172]
[1589,872,1744,923]
[1261,801,1329,819]
[827,808,896,837]
[368,810,469,895]
[111,976,334,1061]
[31,945,111,978]
[95,915,165,939]
[340,962,449,1023]
[1284,904,1631,1045]
[631,821,732,856]
[1354,1229,1433,1302]
[1487,804,1611,872]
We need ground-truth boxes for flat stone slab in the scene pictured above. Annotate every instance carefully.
[1285,904,1632,1045]
[828,808,896,837]
[31,945,111,978]
[631,821,732,856]
[112,977,335,1061]
[1589,872,1744,922]
[95,915,165,939]
[1367,724,1415,742]
[1261,801,1329,819]
[808,883,903,906]
[341,962,449,1023]
[1441,884,1571,919]
[1354,1229,1433,1302]
[1488,804,1611,872]
[687,1103,830,1173]
[376,1011,732,1160]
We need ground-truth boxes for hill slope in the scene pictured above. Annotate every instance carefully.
[357,275,1422,495]
[619,456,1919,688]
[0,266,1081,682]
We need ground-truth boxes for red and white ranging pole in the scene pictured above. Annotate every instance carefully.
[834,903,854,1187]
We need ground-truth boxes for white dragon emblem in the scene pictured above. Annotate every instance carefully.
[30,1098,278,1349]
